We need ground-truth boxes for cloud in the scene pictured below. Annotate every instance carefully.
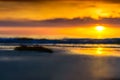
[102,0,120,3]
[0,0,120,3]
[0,0,43,2]
[0,0,120,20]
[0,17,120,27]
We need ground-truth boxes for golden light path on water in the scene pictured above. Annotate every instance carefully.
[68,45,120,57]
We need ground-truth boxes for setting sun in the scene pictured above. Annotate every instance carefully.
[95,26,105,32]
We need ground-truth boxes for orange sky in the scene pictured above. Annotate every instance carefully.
[0,26,119,39]
[0,0,120,39]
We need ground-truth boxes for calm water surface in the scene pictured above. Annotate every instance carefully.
[0,44,120,80]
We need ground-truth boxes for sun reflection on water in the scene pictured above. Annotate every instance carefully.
[96,47,103,55]
[68,45,120,57]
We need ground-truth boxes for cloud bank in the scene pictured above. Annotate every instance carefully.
[0,18,120,27]
[0,0,120,20]
[0,0,120,3]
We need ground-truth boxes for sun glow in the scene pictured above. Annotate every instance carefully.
[96,26,105,32]
[96,47,103,55]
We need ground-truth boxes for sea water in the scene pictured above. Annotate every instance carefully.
[0,44,120,80]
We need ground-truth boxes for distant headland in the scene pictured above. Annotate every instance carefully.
[0,37,120,44]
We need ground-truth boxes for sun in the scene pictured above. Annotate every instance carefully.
[95,25,105,32]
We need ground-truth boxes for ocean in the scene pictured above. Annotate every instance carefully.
[0,44,120,80]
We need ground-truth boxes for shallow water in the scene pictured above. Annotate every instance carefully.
[0,44,120,80]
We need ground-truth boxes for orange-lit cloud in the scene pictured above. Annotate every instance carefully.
[0,0,120,20]
[0,18,119,27]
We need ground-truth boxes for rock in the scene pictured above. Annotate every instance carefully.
[14,45,53,53]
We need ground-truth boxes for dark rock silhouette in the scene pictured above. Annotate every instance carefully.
[14,45,53,53]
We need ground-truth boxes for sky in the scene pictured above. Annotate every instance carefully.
[0,0,120,39]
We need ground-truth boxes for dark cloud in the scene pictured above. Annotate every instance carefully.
[78,0,120,3]
[0,0,58,2]
[102,0,120,3]
[0,17,120,27]
[0,0,50,4]
[0,0,119,2]
[0,0,43,2]
[0,0,120,3]
[0,18,97,27]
